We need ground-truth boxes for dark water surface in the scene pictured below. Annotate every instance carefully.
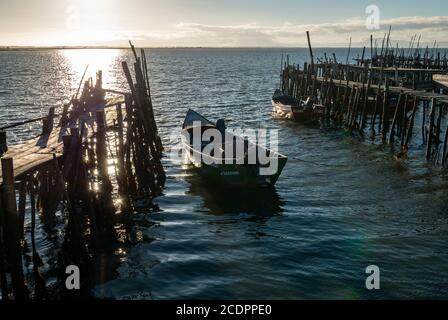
[1,48,448,299]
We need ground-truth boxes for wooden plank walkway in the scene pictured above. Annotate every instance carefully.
[315,76,448,104]
[0,96,125,180]
[434,75,448,90]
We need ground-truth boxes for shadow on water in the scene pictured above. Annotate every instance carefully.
[184,166,286,219]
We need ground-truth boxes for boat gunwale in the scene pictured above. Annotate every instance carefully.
[181,129,288,164]
[181,109,288,165]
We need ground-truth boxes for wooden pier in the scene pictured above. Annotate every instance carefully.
[279,31,448,165]
[0,44,165,299]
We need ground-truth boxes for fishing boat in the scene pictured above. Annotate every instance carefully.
[272,89,325,124]
[181,109,288,188]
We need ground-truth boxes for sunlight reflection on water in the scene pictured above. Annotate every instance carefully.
[1,48,448,300]
[62,49,121,87]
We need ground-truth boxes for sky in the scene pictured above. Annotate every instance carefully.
[0,0,448,47]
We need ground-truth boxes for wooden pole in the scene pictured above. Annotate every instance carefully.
[442,125,448,166]
[41,107,55,135]
[400,95,409,147]
[360,74,372,130]
[389,93,403,144]
[422,100,427,145]
[404,98,419,148]
[306,31,315,71]
[95,110,115,234]
[279,53,284,91]
[115,104,130,211]
[426,98,436,160]
[0,131,7,155]
[0,191,9,300]
[30,188,47,299]
[59,103,70,127]
[381,82,390,142]
[48,107,55,133]
[1,157,26,299]
[17,180,26,239]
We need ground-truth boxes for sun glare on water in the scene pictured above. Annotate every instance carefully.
[62,49,121,88]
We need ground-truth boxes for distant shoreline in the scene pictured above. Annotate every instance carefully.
[3,46,446,52]
[0,46,366,51]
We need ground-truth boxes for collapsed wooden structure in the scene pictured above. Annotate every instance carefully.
[0,45,165,299]
[280,32,448,165]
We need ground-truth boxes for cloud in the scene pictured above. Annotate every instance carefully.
[133,15,448,47]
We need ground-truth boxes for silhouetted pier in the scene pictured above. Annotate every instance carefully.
[0,44,165,299]
[280,31,448,165]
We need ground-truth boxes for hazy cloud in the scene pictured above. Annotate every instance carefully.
[133,15,448,47]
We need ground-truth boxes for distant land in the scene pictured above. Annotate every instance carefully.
[1,44,447,51]
[0,45,127,51]
[0,45,376,51]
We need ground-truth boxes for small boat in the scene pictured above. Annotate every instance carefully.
[181,109,288,188]
[272,89,325,124]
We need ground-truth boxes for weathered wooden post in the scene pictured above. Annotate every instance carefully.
[399,95,409,146]
[442,124,448,167]
[435,103,443,147]
[0,131,7,155]
[389,93,403,144]
[422,100,427,145]
[95,110,115,234]
[0,191,9,299]
[381,83,390,142]
[48,107,55,133]
[59,103,70,127]
[1,157,27,299]
[42,107,55,135]
[306,31,316,101]
[115,103,130,210]
[17,180,27,238]
[96,110,108,176]
[404,98,419,150]
[426,99,436,160]
[30,187,47,299]
[62,135,73,155]
[360,73,372,130]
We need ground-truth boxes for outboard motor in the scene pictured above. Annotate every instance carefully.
[304,97,313,111]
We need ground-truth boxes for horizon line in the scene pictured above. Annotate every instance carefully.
[3,45,447,50]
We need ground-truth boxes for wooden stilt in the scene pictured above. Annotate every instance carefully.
[0,158,27,299]
[389,93,403,144]
[426,99,436,160]
[0,191,9,300]
[17,180,26,239]
[0,131,7,156]
[442,125,448,166]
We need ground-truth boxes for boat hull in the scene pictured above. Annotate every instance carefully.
[181,109,287,188]
[272,100,324,124]
[182,137,288,188]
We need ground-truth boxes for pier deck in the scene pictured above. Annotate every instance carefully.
[0,96,124,180]
[315,76,448,104]
[0,45,166,300]
[279,32,448,165]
